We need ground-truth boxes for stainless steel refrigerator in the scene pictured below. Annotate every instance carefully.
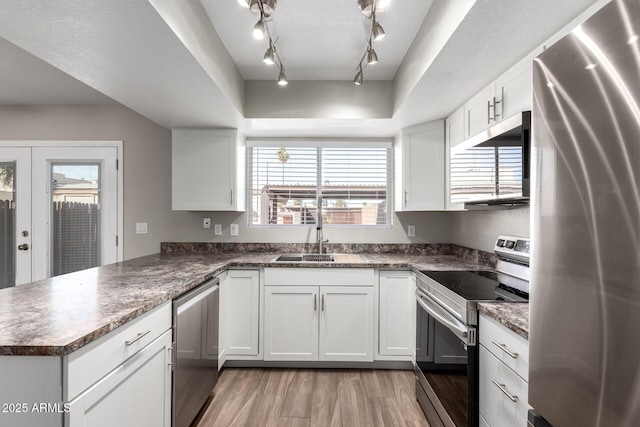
[529,0,640,425]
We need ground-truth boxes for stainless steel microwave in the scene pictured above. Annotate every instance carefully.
[450,111,531,207]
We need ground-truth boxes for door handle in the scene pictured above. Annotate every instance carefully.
[18,243,29,251]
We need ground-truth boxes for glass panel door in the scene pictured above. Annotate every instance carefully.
[0,162,16,289]
[51,163,101,276]
[0,148,32,287]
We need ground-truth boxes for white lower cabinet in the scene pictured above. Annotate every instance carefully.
[263,268,375,362]
[224,269,261,358]
[66,330,172,427]
[378,271,415,358]
[65,302,173,427]
[479,313,530,427]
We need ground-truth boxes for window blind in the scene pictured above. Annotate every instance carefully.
[248,145,391,226]
[450,144,523,203]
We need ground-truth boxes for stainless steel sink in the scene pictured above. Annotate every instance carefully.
[274,254,335,262]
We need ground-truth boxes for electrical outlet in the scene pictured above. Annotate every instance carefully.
[408,225,416,237]
[214,224,222,235]
[230,223,239,236]
[135,223,147,234]
[203,217,211,229]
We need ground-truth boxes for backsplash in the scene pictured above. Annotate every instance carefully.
[160,242,497,267]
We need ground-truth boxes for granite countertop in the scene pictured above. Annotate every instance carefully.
[478,302,529,339]
[0,251,492,356]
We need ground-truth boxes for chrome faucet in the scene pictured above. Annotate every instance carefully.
[316,193,328,254]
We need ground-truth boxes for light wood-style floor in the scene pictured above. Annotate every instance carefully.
[196,368,430,427]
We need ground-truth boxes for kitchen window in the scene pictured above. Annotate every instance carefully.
[247,141,392,226]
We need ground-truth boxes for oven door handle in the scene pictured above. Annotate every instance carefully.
[417,290,470,343]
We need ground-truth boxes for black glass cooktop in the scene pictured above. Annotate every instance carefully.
[419,270,528,302]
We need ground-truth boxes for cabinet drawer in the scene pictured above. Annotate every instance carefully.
[479,313,529,381]
[65,302,171,400]
[264,268,374,286]
[479,345,529,427]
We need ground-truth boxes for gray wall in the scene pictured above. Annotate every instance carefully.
[450,207,530,252]
[0,105,177,259]
[0,105,455,259]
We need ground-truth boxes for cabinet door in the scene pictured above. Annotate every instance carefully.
[445,107,466,211]
[319,286,374,362]
[264,286,319,361]
[379,272,414,357]
[66,331,171,427]
[226,270,260,357]
[172,129,240,211]
[466,85,496,138]
[398,120,445,211]
[496,59,532,121]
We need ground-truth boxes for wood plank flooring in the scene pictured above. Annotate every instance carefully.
[196,368,430,427]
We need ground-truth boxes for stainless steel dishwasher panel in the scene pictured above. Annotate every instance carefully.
[172,279,219,427]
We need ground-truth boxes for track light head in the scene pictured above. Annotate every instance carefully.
[372,21,386,41]
[278,66,288,86]
[253,19,266,39]
[354,66,364,85]
[357,0,389,18]
[367,48,378,65]
[263,44,276,65]
[250,0,277,18]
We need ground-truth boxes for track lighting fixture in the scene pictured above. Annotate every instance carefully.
[240,0,288,85]
[353,0,389,85]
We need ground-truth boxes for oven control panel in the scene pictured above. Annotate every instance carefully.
[495,235,530,264]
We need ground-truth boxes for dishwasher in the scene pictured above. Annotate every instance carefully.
[172,278,219,427]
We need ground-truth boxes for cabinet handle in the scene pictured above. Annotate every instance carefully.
[125,330,151,346]
[404,190,408,207]
[487,100,492,124]
[230,189,234,205]
[493,96,502,120]
[314,295,317,312]
[168,346,173,368]
[491,379,518,402]
[321,294,325,311]
[491,340,518,359]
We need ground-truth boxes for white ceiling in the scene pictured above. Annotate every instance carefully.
[0,0,604,135]
[200,0,432,81]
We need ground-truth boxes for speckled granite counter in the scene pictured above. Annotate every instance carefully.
[478,302,529,339]
[0,251,492,356]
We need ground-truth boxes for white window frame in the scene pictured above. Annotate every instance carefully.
[246,138,393,228]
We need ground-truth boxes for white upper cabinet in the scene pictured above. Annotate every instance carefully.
[395,120,445,211]
[464,54,534,140]
[172,129,245,211]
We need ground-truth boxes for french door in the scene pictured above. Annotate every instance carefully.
[0,143,121,288]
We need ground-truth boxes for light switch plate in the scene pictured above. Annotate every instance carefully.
[203,217,211,229]
[408,225,416,237]
[136,222,148,234]
[214,224,222,235]
[230,223,239,236]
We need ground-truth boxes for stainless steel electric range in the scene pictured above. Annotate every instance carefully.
[415,236,530,427]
